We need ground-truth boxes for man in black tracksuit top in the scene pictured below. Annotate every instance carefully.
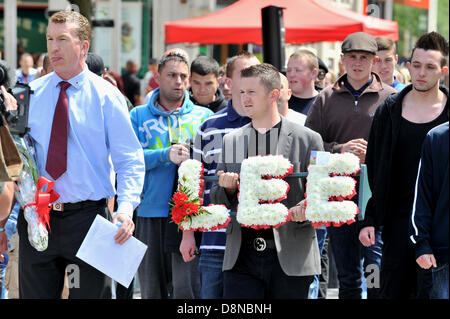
[410,121,449,299]
[359,32,449,299]
[189,87,227,114]
[188,55,228,113]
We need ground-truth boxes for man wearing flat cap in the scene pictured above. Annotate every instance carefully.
[305,31,396,299]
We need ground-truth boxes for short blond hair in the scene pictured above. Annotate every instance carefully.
[50,11,91,42]
[289,50,318,71]
[226,51,258,78]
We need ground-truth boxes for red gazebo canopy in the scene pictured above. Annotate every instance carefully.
[165,0,398,45]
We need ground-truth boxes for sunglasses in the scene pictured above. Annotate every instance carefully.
[317,70,327,80]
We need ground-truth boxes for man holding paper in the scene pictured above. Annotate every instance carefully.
[18,11,145,299]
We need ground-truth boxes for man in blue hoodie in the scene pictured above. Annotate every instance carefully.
[130,52,212,299]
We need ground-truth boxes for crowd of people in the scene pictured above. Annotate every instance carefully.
[0,10,448,300]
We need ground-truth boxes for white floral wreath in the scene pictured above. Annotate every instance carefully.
[171,159,231,231]
[237,155,293,229]
[305,152,360,228]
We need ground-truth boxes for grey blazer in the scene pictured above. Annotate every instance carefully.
[210,116,324,276]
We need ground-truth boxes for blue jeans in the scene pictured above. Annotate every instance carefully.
[223,245,313,299]
[308,227,327,299]
[0,267,5,299]
[198,250,225,299]
[327,223,383,299]
[430,263,449,299]
[0,254,8,299]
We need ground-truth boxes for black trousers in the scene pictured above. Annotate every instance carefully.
[223,245,313,299]
[380,216,432,299]
[115,208,137,299]
[18,202,112,299]
[318,234,330,299]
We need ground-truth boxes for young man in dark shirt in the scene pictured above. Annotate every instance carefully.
[359,32,449,299]
[286,50,319,116]
[210,64,324,299]
[189,55,228,113]
[123,59,142,106]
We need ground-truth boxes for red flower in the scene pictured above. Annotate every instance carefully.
[173,192,189,206]
[171,205,186,224]
[171,191,200,225]
[183,202,199,216]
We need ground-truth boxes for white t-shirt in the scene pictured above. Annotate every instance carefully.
[286,109,307,126]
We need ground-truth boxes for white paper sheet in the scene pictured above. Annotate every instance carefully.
[309,150,330,166]
[76,215,147,288]
[316,151,331,166]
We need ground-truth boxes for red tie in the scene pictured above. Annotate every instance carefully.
[46,81,71,180]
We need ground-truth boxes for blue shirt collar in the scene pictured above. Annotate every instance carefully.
[227,99,247,122]
[51,65,89,90]
[392,76,400,88]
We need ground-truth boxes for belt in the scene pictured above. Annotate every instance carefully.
[52,199,106,212]
[243,237,276,252]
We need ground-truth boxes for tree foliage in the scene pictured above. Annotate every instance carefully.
[394,0,449,60]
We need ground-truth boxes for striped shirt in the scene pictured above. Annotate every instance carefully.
[193,100,251,251]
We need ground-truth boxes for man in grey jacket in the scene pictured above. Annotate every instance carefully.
[210,63,324,299]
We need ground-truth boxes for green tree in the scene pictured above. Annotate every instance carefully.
[394,0,449,60]
[437,0,449,40]
[394,3,428,59]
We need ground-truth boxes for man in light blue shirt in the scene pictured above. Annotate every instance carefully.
[18,11,144,299]
[373,37,407,92]
[15,53,37,83]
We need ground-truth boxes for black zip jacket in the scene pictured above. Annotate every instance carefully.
[189,87,228,113]
[360,85,449,230]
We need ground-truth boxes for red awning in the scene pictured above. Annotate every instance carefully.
[165,0,398,45]
[378,0,429,10]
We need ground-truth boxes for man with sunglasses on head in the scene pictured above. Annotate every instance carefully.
[315,58,329,91]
